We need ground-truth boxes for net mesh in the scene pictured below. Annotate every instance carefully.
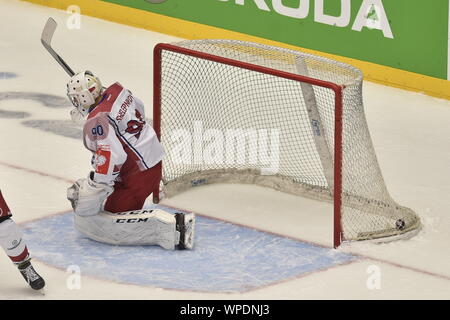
[156,40,420,242]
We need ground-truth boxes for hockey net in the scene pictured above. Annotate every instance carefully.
[153,40,421,247]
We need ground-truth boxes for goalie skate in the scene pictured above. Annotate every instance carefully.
[175,213,195,250]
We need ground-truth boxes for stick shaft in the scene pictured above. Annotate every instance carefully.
[41,18,75,77]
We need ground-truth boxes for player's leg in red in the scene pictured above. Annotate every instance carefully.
[104,162,161,213]
[0,190,45,291]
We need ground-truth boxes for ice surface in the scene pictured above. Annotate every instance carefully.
[22,207,356,293]
[0,0,449,299]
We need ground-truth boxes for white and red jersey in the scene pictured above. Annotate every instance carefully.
[83,82,164,186]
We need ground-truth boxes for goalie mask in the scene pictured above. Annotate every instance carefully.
[67,70,103,121]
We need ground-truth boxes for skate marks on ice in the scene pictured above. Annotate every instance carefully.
[0,91,80,138]
[0,92,70,109]
[0,109,30,119]
[22,120,83,140]
[22,205,357,293]
[0,82,84,138]
[0,72,18,80]
[0,73,156,139]
[0,78,151,139]
[0,73,33,118]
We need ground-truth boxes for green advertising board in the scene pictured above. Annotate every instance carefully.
[101,0,448,80]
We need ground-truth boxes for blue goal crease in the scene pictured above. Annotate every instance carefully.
[22,205,357,292]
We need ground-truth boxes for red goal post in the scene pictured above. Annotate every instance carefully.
[152,40,420,248]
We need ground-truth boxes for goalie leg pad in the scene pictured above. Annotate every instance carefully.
[74,209,180,250]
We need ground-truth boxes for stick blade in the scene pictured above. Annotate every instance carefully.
[41,17,57,46]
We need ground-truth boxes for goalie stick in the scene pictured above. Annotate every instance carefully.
[40,17,75,77]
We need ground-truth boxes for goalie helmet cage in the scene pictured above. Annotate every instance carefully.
[152,40,421,248]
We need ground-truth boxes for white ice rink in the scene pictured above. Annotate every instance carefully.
[0,0,449,299]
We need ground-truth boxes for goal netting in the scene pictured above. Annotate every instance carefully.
[153,39,421,247]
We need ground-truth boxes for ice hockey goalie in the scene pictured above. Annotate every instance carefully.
[65,70,195,250]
